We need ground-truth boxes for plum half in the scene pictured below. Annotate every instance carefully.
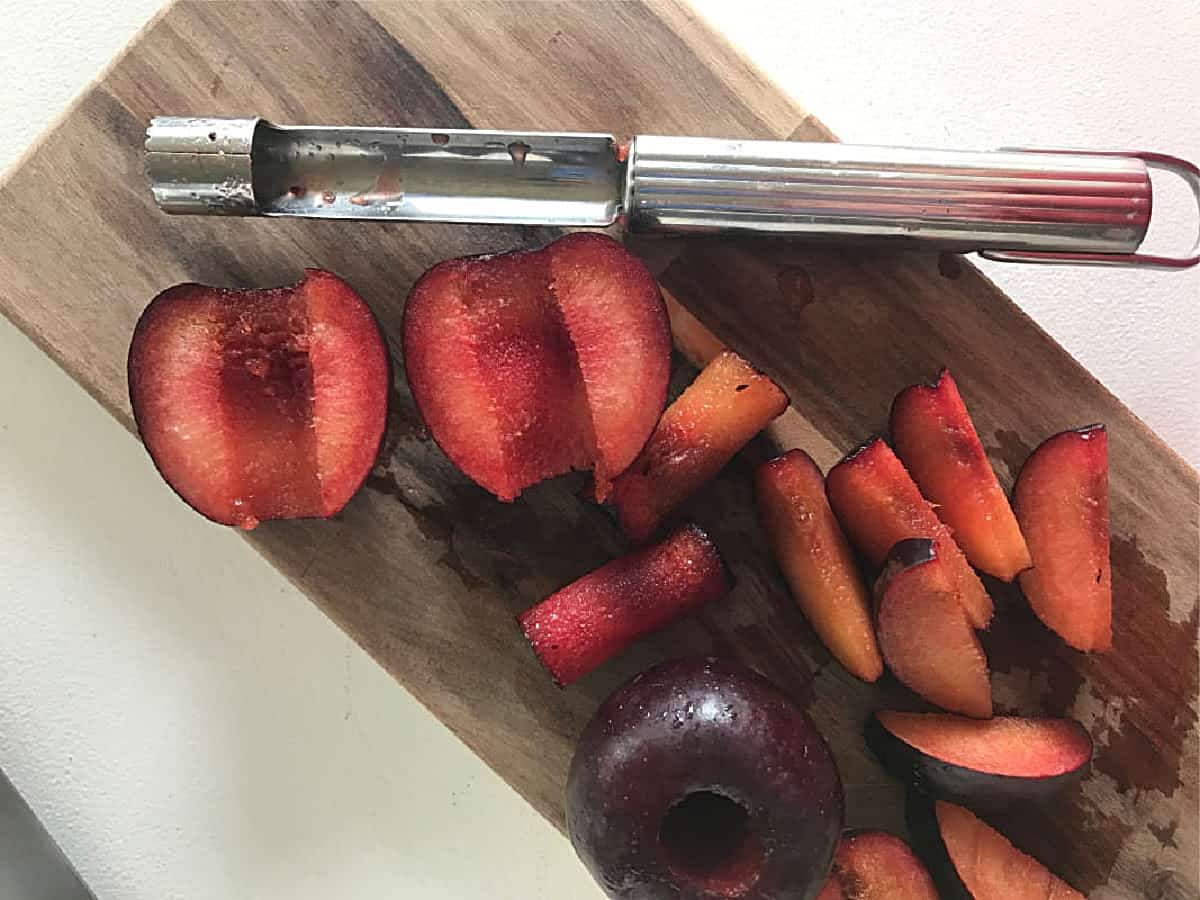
[402,232,670,502]
[866,711,1092,807]
[907,797,1084,899]
[891,369,1031,581]
[128,270,389,528]
[816,831,939,900]
[567,657,843,900]
[827,439,993,629]
[875,539,992,718]
[612,350,788,543]
[756,449,883,682]
[519,524,731,686]
[1013,425,1111,652]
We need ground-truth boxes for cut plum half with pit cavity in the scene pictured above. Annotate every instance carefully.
[128,269,389,528]
[402,232,670,502]
[567,658,843,900]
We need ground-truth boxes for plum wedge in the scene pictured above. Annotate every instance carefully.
[612,350,788,543]
[908,797,1085,899]
[1014,425,1111,652]
[128,270,389,528]
[867,711,1092,806]
[817,831,939,900]
[403,232,670,502]
[756,449,883,682]
[827,439,993,629]
[875,540,992,718]
[891,369,1031,581]
[518,524,731,686]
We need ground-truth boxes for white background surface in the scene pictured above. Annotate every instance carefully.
[0,2,1196,898]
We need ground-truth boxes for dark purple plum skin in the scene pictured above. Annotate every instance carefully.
[874,538,938,603]
[566,657,844,900]
[866,713,1091,809]
[905,793,973,900]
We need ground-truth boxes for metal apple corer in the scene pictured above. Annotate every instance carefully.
[145,117,1199,269]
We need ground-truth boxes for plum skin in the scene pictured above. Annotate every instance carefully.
[905,795,1084,900]
[865,714,1092,809]
[567,657,843,900]
[904,794,975,900]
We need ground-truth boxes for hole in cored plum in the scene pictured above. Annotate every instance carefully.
[658,790,762,896]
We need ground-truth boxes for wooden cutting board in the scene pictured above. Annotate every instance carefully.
[1,2,1195,896]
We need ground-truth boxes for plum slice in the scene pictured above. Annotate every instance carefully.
[612,350,788,543]
[866,711,1092,806]
[1013,425,1111,652]
[128,269,389,529]
[518,524,730,686]
[756,449,883,682]
[816,831,939,900]
[827,438,993,629]
[907,797,1085,899]
[875,539,992,718]
[891,369,1031,581]
[402,232,670,502]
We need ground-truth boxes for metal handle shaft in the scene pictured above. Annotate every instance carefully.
[625,136,1152,256]
[145,118,1198,268]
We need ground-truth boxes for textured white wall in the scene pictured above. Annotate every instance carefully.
[0,2,1196,899]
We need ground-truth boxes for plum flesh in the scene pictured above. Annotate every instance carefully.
[612,350,788,543]
[827,439,993,630]
[128,269,389,528]
[519,524,731,686]
[907,796,1084,899]
[756,449,882,682]
[874,539,992,718]
[867,711,1092,807]
[403,232,670,502]
[1014,425,1111,651]
[891,369,1031,581]
[816,830,939,900]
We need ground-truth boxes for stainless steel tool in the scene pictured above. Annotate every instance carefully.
[145,117,1200,269]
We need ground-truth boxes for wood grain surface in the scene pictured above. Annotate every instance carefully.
[0,3,1195,897]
